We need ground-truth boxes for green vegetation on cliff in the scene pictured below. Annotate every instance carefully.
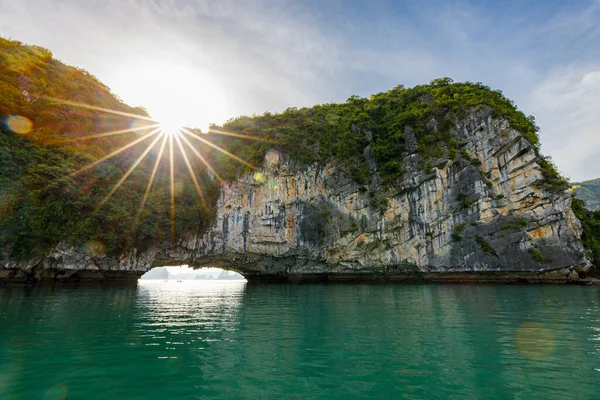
[0,37,570,259]
[571,179,600,268]
[0,124,218,259]
[0,38,218,258]
[0,37,150,157]
[210,77,566,191]
[572,198,600,268]
[572,178,600,211]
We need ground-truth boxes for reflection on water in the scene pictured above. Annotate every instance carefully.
[137,280,245,330]
[0,283,599,399]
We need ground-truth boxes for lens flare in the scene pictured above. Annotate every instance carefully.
[95,132,166,212]
[166,355,183,373]
[174,132,209,212]
[31,93,273,246]
[135,133,169,228]
[181,127,259,171]
[265,149,280,166]
[4,115,33,134]
[69,127,161,178]
[83,240,105,257]
[177,131,223,183]
[253,172,265,183]
[169,133,176,243]
[43,383,68,400]
[266,180,279,190]
[208,127,274,143]
[50,123,159,144]
[44,96,157,123]
[515,322,555,359]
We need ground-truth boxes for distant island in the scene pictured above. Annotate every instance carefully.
[573,178,600,211]
[140,267,245,281]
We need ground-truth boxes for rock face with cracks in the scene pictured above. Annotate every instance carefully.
[0,109,591,284]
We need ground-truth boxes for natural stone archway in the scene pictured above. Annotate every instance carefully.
[0,110,592,285]
[135,110,590,284]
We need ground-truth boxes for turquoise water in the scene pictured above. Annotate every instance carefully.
[1,282,600,399]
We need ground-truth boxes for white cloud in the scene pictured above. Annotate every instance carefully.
[0,0,344,128]
[0,0,598,181]
[526,67,600,181]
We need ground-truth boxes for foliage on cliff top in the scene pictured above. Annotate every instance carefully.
[572,198,600,268]
[572,178,600,211]
[0,36,150,157]
[0,38,218,258]
[209,77,566,191]
[0,37,567,259]
[0,124,219,259]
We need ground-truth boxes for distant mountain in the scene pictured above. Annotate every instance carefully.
[139,267,169,280]
[171,271,212,280]
[140,267,245,280]
[217,270,246,280]
[572,179,600,211]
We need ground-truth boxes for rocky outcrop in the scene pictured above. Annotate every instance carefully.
[0,109,592,284]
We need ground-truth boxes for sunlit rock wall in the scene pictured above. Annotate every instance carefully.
[0,109,591,283]
[161,109,590,281]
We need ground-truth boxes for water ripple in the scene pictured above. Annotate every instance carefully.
[1,283,600,399]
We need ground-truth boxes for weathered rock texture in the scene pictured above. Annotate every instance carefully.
[0,109,592,284]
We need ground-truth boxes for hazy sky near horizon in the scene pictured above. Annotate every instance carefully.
[1,0,599,181]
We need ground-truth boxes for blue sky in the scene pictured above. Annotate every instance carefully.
[1,0,599,181]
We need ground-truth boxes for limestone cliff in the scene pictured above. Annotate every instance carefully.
[1,108,591,284]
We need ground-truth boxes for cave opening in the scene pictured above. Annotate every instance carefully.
[139,266,246,282]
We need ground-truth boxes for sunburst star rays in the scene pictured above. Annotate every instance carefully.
[69,127,162,178]
[181,127,259,171]
[169,132,176,243]
[49,123,160,145]
[94,131,166,212]
[173,131,209,213]
[134,133,169,229]
[208,127,274,143]
[42,96,271,247]
[44,96,158,123]
[177,130,223,184]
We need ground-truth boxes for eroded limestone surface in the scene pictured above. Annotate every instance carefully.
[0,109,591,283]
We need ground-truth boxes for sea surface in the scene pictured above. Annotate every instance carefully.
[1,281,599,399]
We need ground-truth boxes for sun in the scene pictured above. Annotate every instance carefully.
[152,106,195,136]
[47,94,269,244]
[158,117,185,135]
[155,112,208,136]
